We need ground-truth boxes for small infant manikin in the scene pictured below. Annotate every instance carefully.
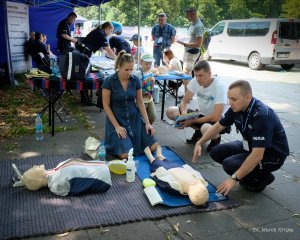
[144,145,209,205]
[150,68,159,76]
[157,66,168,75]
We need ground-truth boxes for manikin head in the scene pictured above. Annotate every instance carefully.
[188,181,209,205]
[23,165,48,191]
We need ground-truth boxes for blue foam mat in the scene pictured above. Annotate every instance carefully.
[134,146,227,207]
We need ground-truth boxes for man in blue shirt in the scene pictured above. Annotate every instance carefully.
[193,80,289,195]
[151,13,176,67]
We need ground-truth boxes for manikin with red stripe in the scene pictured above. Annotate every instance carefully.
[22,158,112,196]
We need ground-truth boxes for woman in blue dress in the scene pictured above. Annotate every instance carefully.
[102,51,158,159]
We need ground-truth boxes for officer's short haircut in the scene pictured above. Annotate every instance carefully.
[67,12,77,18]
[194,60,211,72]
[229,80,252,96]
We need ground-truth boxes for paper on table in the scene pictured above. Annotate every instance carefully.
[90,56,115,70]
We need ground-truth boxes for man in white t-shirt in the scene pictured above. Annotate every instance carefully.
[166,60,229,151]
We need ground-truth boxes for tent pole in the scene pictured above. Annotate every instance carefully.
[137,0,141,69]
[4,0,16,86]
[98,0,105,25]
[98,4,101,25]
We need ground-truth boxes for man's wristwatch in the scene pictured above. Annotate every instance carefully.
[231,173,239,182]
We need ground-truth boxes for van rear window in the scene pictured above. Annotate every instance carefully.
[279,22,300,40]
[227,21,270,37]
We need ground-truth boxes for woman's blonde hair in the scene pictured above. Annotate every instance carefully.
[115,50,134,70]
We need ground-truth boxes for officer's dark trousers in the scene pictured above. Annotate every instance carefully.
[210,141,286,182]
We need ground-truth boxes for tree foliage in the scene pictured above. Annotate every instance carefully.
[198,0,222,27]
[75,0,299,28]
[281,0,300,18]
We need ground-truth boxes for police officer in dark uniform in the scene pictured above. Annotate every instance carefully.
[24,31,35,61]
[30,32,50,70]
[75,22,116,105]
[108,22,131,55]
[56,12,78,53]
[77,22,116,59]
[192,80,289,195]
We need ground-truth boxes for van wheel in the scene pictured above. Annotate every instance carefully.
[203,50,211,61]
[248,53,262,70]
[281,64,295,71]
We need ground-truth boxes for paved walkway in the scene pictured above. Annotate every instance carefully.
[1,76,300,240]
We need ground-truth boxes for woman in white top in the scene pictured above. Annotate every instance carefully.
[162,49,182,71]
[162,48,183,91]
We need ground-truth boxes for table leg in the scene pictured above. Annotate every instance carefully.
[175,81,178,106]
[160,80,167,120]
[50,90,55,136]
[48,93,51,127]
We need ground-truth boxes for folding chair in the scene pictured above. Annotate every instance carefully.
[39,89,69,122]
[166,60,184,105]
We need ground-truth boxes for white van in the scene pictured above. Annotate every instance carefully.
[204,18,300,70]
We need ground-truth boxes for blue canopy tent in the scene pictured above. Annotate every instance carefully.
[0,0,113,86]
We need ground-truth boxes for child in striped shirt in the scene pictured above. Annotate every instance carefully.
[133,53,157,124]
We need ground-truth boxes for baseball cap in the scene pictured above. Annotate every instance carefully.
[157,12,167,17]
[129,34,142,41]
[141,53,155,62]
[185,7,197,12]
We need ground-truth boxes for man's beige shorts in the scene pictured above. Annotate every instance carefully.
[183,52,201,75]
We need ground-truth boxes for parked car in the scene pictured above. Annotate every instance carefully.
[203,18,300,70]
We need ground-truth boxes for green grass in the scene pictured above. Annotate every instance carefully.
[0,74,88,140]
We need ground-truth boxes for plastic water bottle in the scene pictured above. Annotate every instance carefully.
[98,141,106,160]
[35,113,44,141]
[51,58,59,76]
[50,58,55,70]
[153,85,160,104]
[126,148,136,182]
